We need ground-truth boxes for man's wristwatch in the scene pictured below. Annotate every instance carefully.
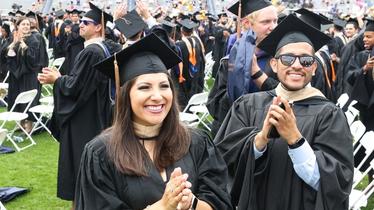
[288,137,306,149]
[190,194,198,210]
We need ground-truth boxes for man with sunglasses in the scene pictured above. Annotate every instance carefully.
[215,14,353,210]
[38,2,122,207]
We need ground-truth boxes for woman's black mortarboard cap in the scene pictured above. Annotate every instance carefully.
[228,0,271,18]
[94,33,181,86]
[258,14,332,57]
[114,10,147,39]
[15,10,25,16]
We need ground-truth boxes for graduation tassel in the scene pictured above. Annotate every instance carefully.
[113,53,121,117]
[236,0,242,40]
[114,53,120,101]
[101,11,105,38]
[35,14,40,31]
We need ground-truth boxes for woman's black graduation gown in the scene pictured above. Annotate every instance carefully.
[214,91,353,210]
[75,129,233,210]
[51,39,122,200]
[6,34,44,119]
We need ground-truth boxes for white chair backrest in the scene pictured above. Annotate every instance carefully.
[188,92,209,106]
[360,131,374,154]
[350,121,366,144]
[15,89,38,104]
[336,93,349,108]
[52,57,65,71]
[9,89,38,114]
[47,48,53,59]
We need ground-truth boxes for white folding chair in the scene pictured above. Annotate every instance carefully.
[336,93,350,108]
[345,105,360,126]
[350,159,374,210]
[0,72,9,107]
[42,57,66,97]
[0,89,38,152]
[353,131,374,188]
[179,92,211,131]
[204,52,214,91]
[350,120,366,146]
[29,104,54,138]
[0,200,6,210]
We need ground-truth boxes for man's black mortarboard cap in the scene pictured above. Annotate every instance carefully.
[114,10,147,39]
[218,11,227,18]
[160,20,176,34]
[178,18,198,31]
[206,13,218,21]
[294,8,332,30]
[8,12,15,17]
[15,10,25,16]
[94,33,181,86]
[67,9,82,15]
[55,10,65,18]
[365,17,374,32]
[258,14,332,57]
[332,18,346,28]
[85,2,113,26]
[228,0,271,18]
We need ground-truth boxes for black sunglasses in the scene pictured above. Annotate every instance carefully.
[79,19,98,26]
[275,54,316,67]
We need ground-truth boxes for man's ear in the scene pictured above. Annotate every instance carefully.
[95,24,103,33]
[311,61,317,76]
[270,58,278,73]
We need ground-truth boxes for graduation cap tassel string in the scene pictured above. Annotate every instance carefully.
[114,53,120,99]
[114,53,121,118]
[101,11,105,38]
[237,0,242,40]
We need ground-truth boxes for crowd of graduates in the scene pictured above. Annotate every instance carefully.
[0,0,373,209]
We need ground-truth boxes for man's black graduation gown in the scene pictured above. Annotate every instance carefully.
[175,36,205,108]
[62,23,84,75]
[75,129,233,210]
[335,33,364,96]
[214,91,353,210]
[346,50,374,171]
[51,39,121,200]
[346,50,374,130]
[6,34,44,119]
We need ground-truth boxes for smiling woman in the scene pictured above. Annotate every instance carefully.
[74,33,233,210]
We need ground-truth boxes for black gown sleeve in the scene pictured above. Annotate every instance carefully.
[75,136,132,210]
[312,104,354,210]
[190,130,233,210]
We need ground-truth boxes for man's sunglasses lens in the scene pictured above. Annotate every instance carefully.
[279,55,315,67]
[80,20,96,25]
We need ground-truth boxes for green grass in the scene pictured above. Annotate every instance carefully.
[0,132,70,209]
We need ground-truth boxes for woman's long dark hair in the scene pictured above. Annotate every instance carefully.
[106,73,191,176]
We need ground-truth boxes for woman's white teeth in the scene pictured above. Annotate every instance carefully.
[147,105,162,110]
